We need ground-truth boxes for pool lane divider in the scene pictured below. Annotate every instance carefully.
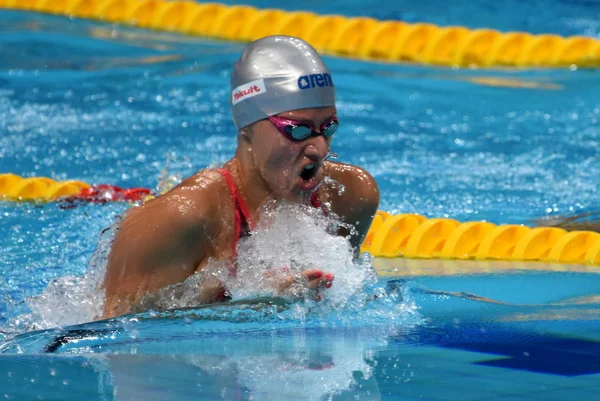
[0,173,150,203]
[361,211,600,266]
[1,0,600,68]
[2,173,600,266]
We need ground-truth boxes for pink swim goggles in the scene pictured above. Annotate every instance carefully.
[268,115,339,141]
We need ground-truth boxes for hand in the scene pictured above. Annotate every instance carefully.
[303,269,334,290]
[196,274,228,304]
[275,268,335,298]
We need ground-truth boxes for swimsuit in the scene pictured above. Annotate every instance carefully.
[215,168,322,256]
[216,168,254,258]
[212,167,323,302]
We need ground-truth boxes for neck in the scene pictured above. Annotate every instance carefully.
[226,149,272,219]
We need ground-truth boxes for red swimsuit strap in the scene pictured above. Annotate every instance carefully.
[310,191,321,208]
[216,168,324,251]
[215,168,253,257]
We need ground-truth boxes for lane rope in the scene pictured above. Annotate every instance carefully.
[2,173,599,265]
[1,0,599,68]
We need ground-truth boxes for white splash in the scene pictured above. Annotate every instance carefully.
[140,201,383,320]
[12,200,409,331]
[210,202,378,314]
[14,222,118,331]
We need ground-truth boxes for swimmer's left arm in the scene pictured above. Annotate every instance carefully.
[325,162,380,250]
[270,268,334,299]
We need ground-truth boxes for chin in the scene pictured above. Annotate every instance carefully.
[267,170,321,202]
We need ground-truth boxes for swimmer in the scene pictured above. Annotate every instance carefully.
[101,36,380,318]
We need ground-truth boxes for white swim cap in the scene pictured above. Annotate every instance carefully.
[230,35,336,130]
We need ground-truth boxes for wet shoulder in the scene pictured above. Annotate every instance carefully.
[175,169,230,200]
[324,161,378,192]
[136,169,235,228]
[322,161,380,207]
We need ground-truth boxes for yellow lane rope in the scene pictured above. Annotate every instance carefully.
[2,173,599,266]
[1,0,600,68]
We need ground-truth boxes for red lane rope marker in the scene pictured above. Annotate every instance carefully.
[61,184,152,205]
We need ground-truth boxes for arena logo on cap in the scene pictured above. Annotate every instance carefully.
[297,73,334,90]
[232,79,267,105]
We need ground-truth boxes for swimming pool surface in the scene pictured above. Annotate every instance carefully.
[1,1,600,400]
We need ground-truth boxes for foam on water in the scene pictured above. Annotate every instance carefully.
[224,202,370,304]
[10,221,119,332]
[6,198,417,335]
[140,201,412,325]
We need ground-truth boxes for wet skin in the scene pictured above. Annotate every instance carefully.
[102,106,380,318]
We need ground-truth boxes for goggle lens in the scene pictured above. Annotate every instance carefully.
[273,116,338,141]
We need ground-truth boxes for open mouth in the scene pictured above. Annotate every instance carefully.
[300,164,319,181]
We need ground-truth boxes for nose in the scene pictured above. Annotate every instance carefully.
[303,134,329,163]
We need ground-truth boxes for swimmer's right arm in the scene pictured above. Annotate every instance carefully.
[101,183,221,318]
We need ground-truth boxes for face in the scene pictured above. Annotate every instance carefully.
[246,106,337,201]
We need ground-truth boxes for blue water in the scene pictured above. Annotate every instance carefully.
[1,1,600,400]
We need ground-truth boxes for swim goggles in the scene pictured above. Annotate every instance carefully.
[267,115,339,141]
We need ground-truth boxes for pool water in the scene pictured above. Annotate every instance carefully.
[1,1,600,400]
